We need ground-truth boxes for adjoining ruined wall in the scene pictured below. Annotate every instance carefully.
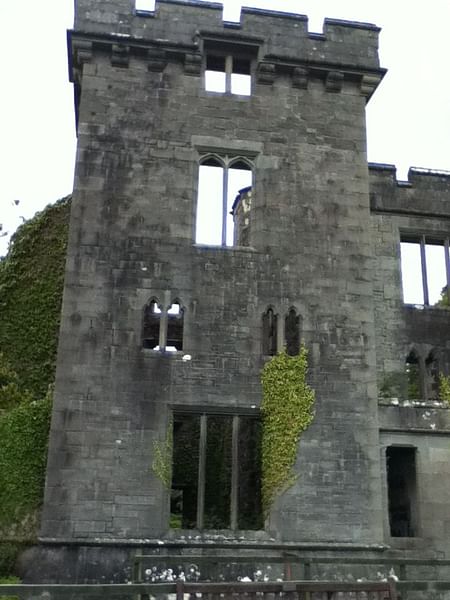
[370,164,450,385]
[370,165,450,554]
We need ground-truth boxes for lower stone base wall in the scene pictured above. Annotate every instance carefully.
[17,544,450,587]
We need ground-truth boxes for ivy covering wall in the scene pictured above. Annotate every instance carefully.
[0,197,71,398]
[0,198,70,575]
[261,347,315,516]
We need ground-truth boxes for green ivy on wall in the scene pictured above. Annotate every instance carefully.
[0,197,71,399]
[152,419,173,489]
[261,347,315,516]
[0,391,52,538]
[439,373,450,406]
[0,198,70,576]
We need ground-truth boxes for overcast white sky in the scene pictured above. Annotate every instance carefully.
[1,0,449,257]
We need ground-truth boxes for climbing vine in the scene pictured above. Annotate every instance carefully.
[439,373,450,406]
[261,346,315,516]
[152,419,173,489]
[0,197,71,399]
[0,391,52,539]
[0,198,70,575]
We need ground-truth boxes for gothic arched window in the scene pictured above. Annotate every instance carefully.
[142,298,184,352]
[425,350,439,401]
[167,301,184,352]
[142,299,162,349]
[262,307,278,356]
[285,308,300,356]
[405,350,421,400]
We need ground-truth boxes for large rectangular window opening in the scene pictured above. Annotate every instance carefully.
[205,55,251,96]
[386,446,418,538]
[400,236,449,306]
[195,155,253,246]
[171,412,263,531]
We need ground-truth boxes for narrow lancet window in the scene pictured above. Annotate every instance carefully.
[142,300,162,349]
[166,302,184,352]
[262,308,277,356]
[405,350,421,400]
[425,351,439,401]
[285,308,300,356]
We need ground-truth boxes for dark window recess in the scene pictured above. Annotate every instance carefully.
[167,302,184,351]
[142,299,184,352]
[170,413,263,531]
[233,58,251,75]
[405,350,421,400]
[386,446,418,537]
[262,308,278,356]
[285,308,300,356]
[206,55,226,72]
[425,351,439,401]
[142,300,161,349]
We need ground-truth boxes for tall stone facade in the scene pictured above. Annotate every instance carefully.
[30,0,450,584]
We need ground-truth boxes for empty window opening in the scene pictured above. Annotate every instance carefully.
[425,351,439,401]
[142,299,184,352]
[170,413,262,530]
[386,446,418,537]
[400,237,449,306]
[405,350,421,400]
[285,308,300,356]
[135,0,155,11]
[166,302,184,352]
[142,300,162,349]
[262,308,278,356]
[205,55,251,96]
[195,156,253,247]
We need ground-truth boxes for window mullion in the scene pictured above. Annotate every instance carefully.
[230,415,240,530]
[222,166,229,246]
[225,55,233,94]
[196,414,207,529]
[159,310,168,350]
[420,236,429,306]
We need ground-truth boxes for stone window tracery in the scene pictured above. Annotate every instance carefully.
[195,154,253,247]
[142,298,184,352]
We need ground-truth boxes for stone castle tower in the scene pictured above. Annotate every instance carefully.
[31,0,450,583]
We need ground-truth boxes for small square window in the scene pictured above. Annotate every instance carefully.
[135,0,155,11]
[205,55,252,96]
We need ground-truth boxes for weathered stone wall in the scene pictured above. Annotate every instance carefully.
[370,165,450,383]
[42,0,386,548]
[370,165,450,554]
[35,0,450,584]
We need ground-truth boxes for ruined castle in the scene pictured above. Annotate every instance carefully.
[30,0,450,583]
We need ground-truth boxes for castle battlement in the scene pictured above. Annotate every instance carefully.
[72,0,383,90]
[369,163,450,217]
